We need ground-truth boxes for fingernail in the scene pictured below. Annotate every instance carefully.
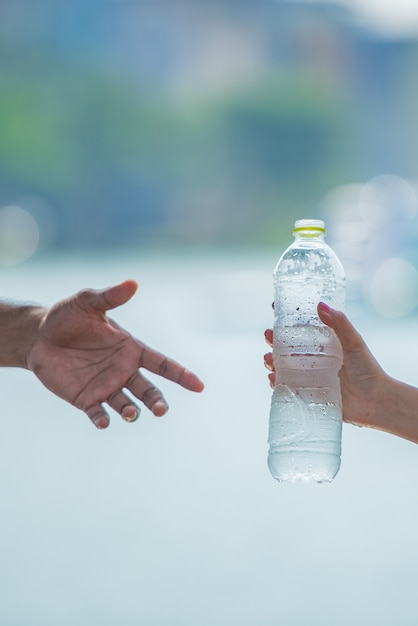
[318,301,331,313]
[152,401,168,417]
[122,406,140,422]
[318,302,334,325]
[93,417,109,430]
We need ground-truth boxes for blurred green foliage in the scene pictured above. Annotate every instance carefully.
[1,2,418,253]
[0,65,348,250]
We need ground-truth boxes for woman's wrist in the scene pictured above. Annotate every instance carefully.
[369,375,418,444]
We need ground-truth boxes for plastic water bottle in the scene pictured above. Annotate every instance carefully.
[267,219,346,483]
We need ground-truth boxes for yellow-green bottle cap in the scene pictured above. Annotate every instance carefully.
[293,219,326,234]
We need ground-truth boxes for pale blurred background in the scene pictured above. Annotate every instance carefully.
[1,1,418,625]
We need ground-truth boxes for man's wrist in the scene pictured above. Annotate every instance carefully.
[0,304,46,368]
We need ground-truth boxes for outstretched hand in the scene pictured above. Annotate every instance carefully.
[26,280,204,429]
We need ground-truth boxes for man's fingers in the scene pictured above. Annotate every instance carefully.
[138,344,204,392]
[107,390,140,423]
[76,280,138,314]
[177,369,205,392]
[85,403,110,429]
[101,280,138,311]
[126,372,169,417]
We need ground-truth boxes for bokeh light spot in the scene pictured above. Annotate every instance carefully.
[369,257,418,318]
[359,175,418,228]
[0,205,40,265]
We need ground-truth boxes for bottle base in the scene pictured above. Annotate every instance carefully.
[273,472,334,484]
[268,452,340,484]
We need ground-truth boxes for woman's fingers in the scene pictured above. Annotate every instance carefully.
[317,302,366,353]
[264,329,273,347]
[264,352,274,371]
[264,330,275,387]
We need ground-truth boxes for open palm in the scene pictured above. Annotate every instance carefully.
[26,280,204,428]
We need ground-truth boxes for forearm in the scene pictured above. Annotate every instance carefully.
[0,302,45,368]
[370,376,418,444]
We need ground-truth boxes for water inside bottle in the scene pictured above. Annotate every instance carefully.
[268,325,343,483]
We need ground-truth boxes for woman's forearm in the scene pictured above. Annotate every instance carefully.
[370,376,418,444]
[0,302,45,368]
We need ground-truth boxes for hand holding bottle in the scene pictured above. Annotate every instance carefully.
[265,303,418,445]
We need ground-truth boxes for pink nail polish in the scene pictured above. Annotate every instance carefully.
[319,301,331,313]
